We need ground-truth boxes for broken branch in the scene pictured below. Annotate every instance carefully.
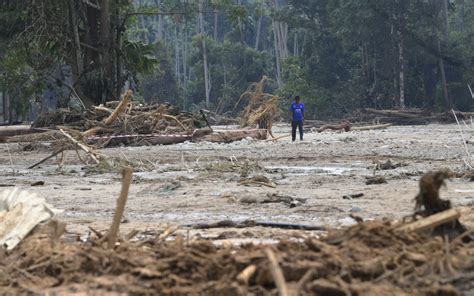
[398,208,460,233]
[107,167,133,249]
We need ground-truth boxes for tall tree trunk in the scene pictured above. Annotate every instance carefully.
[100,0,110,51]
[115,5,123,97]
[237,0,244,45]
[100,0,113,101]
[279,22,288,58]
[437,36,450,109]
[2,91,7,123]
[182,24,188,110]
[68,0,83,75]
[154,0,164,40]
[199,0,211,108]
[398,23,405,109]
[293,33,297,57]
[67,0,94,107]
[213,8,218,41]
[272,21,282,88]
[441,0,449,42]
[255,14,262,50]
[175,25,180,82]
[432,4,450,109]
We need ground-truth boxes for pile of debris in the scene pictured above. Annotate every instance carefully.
[31,90,210,147]
[347,108,473,126]
[1,169,473,295]
[0,91,270,167]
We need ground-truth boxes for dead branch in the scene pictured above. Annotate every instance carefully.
[160,114,187,131]
[59,129,100,164]
[107,167,133,249]
[93,106,113,114]
[104,90,132,125]
[398,208,460,233]
[28,148,66,169]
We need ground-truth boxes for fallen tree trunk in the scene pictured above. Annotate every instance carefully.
[0,126,49,137]
[365,108,424,119]
[196,129,267,143]
[1,130,60,143]
[352,123,392,131]
[184,220,326,231]
[317,122,351,133]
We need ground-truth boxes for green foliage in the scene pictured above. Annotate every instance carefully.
[123,40,160,76]
[139,41,179,104]
[0,46,43,118]
[188,37,271,113]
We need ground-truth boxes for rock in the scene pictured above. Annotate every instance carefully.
[350,206,362,213]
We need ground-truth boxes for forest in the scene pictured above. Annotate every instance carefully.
[0,0,473,122]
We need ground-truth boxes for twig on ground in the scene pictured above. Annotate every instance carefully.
[28,148,66,169]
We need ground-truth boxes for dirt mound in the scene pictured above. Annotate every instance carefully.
[1,220,473,295]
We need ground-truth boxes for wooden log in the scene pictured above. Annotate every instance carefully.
[107,167,133,249]
[1,130,59,143]
[184,220,326,231]
[104,90,132,125]
[398,208,460,233]
[351,123,392,131]
[317,122,351,133]
[365,108,423,118]
[147,134,193,145]
[0,126,49,137]
[195,129,267,143]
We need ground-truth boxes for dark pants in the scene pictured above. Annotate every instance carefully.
[292,121,303,141]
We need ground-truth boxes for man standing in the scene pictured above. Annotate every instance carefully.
[288,95,304,141]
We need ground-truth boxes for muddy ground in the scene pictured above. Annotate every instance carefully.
[1,123,474,242]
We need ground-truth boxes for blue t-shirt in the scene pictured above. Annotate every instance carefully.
[289,102,304,121]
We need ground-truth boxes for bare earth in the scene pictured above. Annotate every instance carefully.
[1,123,474,242]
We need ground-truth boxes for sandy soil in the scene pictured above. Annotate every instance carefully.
[1,123,474,242]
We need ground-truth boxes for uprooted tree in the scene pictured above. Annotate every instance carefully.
[236,76,280,138]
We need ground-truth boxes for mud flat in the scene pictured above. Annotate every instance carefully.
[1,123,474,239]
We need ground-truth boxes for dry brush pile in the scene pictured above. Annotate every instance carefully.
[1,218,473,295]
